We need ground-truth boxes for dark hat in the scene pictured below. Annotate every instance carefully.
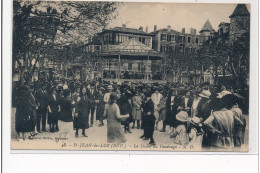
[110,92,118,101]
[63,89,71,97]
[144,92,152,97]
[51,86,57,91]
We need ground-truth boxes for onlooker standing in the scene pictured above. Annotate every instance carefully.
[35,85,48,132]
[158,91,167,132]
[131,89,142,129]
[29,88,38,136]
[104,85,113,103]
[190,91,201,118]
[140,92,156,145]
[87,83,97,127]
[180,90,193,116]
[151,87,162,130]
[47,87,60,133]
[15,85,34,140]
[96,87,105,127]
[74,87,89,138]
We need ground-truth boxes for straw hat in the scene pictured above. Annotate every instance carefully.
[176,111,189,122]
[190,117,201,126]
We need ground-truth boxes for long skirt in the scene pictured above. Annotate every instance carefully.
[107,120,126,143]
[159,109,166,121]
[73,116,89,130]
[96,103,105,121]
[132,107,142,120]
[15,115,34,133]
[48,112,59,125]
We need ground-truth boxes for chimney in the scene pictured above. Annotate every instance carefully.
[154,25,157,32]
[167,25,171,31]
[146,26,148,33]
[182,28,185,34]
[139,26,143,32]
[190,28,196,35]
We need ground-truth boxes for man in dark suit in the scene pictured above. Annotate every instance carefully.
[140,92,156,145]
[87,83,98,127]
[47,87,60,132]
[180,90,193,116]
[35,85,48,132]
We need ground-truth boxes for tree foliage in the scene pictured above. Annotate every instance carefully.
[13,0,119,80]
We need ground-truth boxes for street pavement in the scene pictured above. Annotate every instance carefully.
[11,108,249,151]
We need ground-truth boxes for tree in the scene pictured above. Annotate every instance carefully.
[198,32,249,88]
[13,1,119,82]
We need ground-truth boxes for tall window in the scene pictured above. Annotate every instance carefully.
[196,38,199,44]
[128,63,132,71]
[188,37,191,43]
[167,34,171,42]
[161,34,166,41]
[138,62,143,71]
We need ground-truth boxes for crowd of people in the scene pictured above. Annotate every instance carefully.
[13,77,249,151]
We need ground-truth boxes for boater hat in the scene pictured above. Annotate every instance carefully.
[176,111,189,122]
[190,117,201,126]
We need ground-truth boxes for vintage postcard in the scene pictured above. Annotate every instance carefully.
[11,1,250,152]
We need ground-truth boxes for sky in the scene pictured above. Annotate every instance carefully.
[107,2,250,34]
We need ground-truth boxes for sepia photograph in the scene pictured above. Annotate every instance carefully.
[11,1,251,152]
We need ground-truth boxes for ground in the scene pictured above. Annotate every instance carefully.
[11,108,249,151]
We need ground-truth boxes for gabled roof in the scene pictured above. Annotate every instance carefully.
[230,4,250,18]
[150,28,182,35]
[101,38,163,59]
[199,20,215,33]
[102,27,152,36]
[109,38,153,52]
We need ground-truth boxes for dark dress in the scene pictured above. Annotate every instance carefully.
[96,94,105,121]
[142,99,155,138]
[118,95,133,123]
[47,94,60,125]
[59,97,73,122]
[166,96,182,127]
[73,94,90,130]
[15,94,34,133]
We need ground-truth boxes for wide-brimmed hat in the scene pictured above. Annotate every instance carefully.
[190,117,201,126]
[176,111,189,122]
[199,90,211,98]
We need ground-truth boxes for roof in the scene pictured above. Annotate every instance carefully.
[199,20,215,33]
[150,28,182,35]
[101,38,163,59]
[230,4,250,18]
[218,22,230,27]
[102,26,152,36]
[104,38,154,53]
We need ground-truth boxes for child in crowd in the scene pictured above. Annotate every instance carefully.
[188,117,204,150]
[172,111,189,146]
